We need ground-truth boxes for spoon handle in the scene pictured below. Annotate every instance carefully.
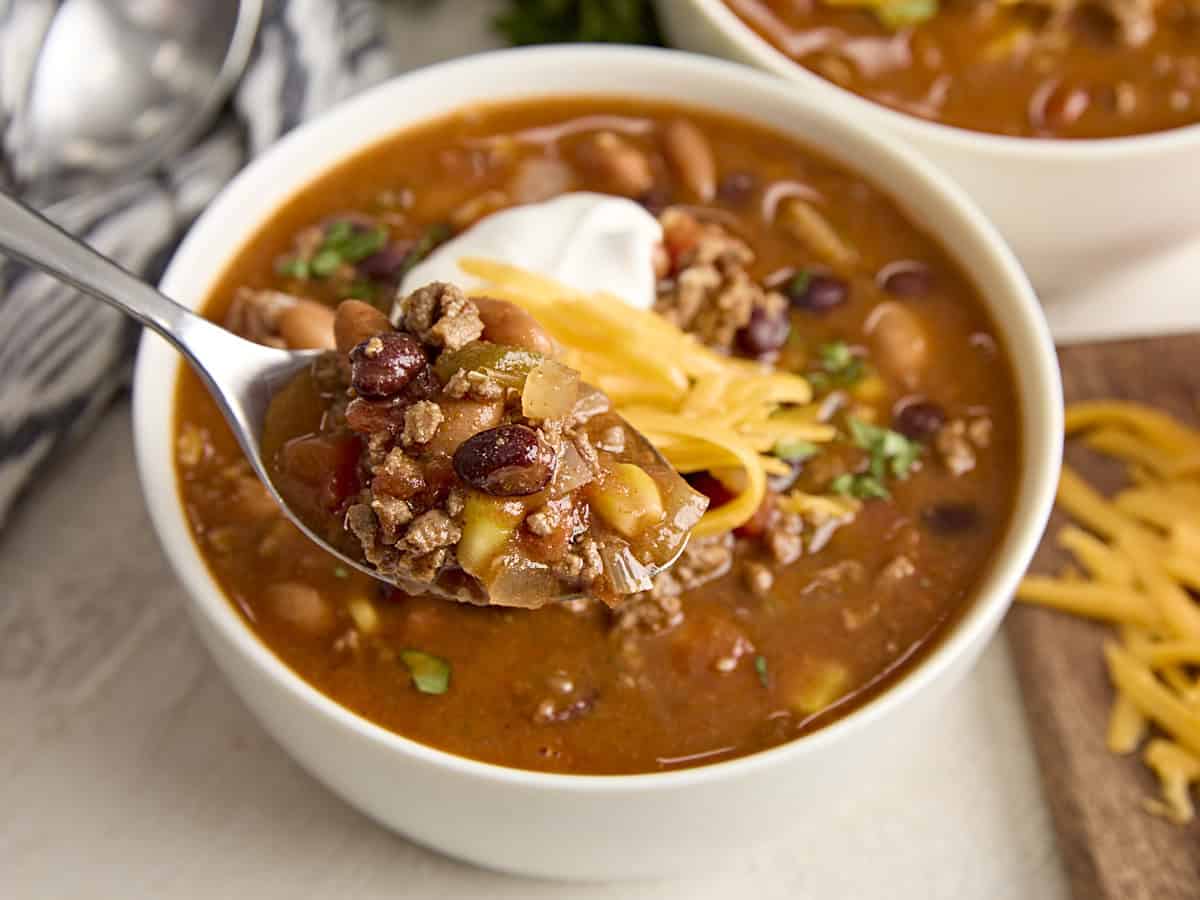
[0,190,228,356]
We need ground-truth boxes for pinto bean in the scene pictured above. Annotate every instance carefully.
[264,582,335,635]
[576,131,654,198]
[277,299,335,350]
[661,119,716,203]
[423,397,505,458]
[509,156,575,204]
[335,299,392,354]
[866,301,928,387]
[472,296,556,356]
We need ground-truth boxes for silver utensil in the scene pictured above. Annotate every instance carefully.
[7,0,263,203]
[0,192,687,603]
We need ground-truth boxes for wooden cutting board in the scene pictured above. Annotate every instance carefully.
[1006,332,1200,900]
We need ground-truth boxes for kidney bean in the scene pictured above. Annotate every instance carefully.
[350,331,428,399]
[893,399,946,441]
[786,273,848,312]
[716,171,757,206]
[637,184,674,216]
[877,261,934,297]
[922,502,980,536]
[345,397,406,435]
[687,472,734,508]
[454,424,556,496]
[357,241,415,280]
[736,304,791,358]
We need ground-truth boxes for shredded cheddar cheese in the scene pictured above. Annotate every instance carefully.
[1016,401,1200,824]
[459,258,839,536]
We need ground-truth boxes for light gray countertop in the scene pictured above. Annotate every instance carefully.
[1,2,1070,896]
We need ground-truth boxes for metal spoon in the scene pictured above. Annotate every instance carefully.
[7,0,263,203]
[0,192,688,603]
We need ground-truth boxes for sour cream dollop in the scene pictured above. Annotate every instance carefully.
[398,192,662,311]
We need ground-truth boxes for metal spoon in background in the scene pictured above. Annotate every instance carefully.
[0,192,690,604]
[7,0,263,204]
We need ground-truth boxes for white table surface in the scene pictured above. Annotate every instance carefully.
[10,1,1193,895]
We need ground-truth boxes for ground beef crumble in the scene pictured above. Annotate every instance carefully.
[653,208,783,353]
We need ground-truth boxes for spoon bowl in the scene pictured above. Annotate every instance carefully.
[9,0,262,202]
[0,190,686,603]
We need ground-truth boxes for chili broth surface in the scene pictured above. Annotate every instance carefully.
[174,97,1021,774]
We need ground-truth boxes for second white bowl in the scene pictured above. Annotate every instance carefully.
[660,0,1200,298]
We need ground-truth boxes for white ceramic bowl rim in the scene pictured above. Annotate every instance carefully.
[689,0,1200,158]
[133,45,1062,793]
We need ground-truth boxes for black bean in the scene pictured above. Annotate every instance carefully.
[453,424,556,496]
[922,502,980,536]
[357,241,415,280]
[716,171,757,206]
[893,400,946,441]
[878,261,934,297]
[786,273,848,312]
[637,185,673,216]
[350,332,429,400]
[736,304,791,358]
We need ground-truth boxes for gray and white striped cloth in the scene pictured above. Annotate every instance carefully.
[0,0,395,527]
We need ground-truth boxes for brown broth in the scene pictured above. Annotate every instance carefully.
[724,0,1200,139]
[173,97,1021,774]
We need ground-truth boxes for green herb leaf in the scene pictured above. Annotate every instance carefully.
[309,248,344,278]
[773,438,818,463]
[755,654,770,688]
[333,565,349,579]
[847,417,922,481]
[276,256,310,279]
[810,340,866,390]
[831,472,890,500]
[345,280,377,301]
[494,0,663,46]
[399,222,454,278]
[400,650,451,695]
[787,271,812,297]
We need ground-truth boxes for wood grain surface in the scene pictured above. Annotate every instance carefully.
[1006,333,1200,900]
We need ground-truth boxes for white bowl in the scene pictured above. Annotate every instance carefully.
[133,46,1062,881]
[659,0,1200,297]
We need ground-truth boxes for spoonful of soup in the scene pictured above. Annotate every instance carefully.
[0,192,705,607]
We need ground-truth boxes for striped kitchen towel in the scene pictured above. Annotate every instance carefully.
[0,0,394,527]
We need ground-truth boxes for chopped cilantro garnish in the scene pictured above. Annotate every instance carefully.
[303,222,390,279]
[309,248,343,277]
[787,271,812,297]
[808,340,867,391]
[398,222,454,279]
[755,654,770,688]
[830,418,922,500]
[831,472,890,500]
[400,650,451,695]
[773,438,818,463]
[333,565,349,579]
[345,280,377,301]
[276,256,309,279]
[847,417,922,480]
